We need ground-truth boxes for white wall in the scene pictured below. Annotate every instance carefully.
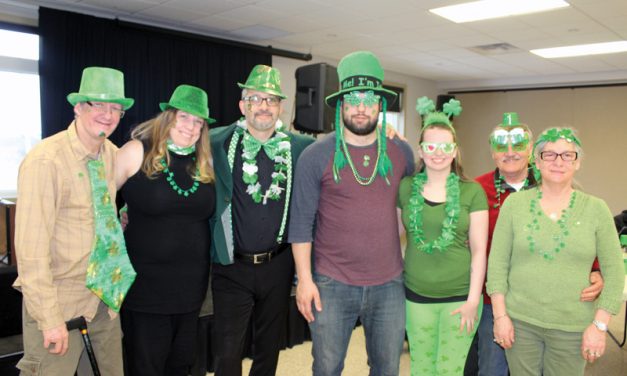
[272,55,440,152]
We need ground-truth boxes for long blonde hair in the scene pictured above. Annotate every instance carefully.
[130,109,214,183]
[417,123,469,181]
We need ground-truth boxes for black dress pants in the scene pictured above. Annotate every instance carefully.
[121,308,201,376]
[211,248,294,376]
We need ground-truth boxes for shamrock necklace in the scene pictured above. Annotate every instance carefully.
[408,172,461,254]
[161,142,199,197]
[493,173,528,208]
[526,187,576,260]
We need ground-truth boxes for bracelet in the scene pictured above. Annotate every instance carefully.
[494,314,508,321]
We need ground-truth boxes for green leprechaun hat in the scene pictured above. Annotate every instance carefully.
[237,65,287,99]
[325,51,397,107]
[67,67,134,110]
[500,112,522,127]
[160,84,216,124]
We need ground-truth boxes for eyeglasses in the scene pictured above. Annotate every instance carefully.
[343,90,380,107]
[242,95,281,107]
[86,101,125,118]
[420,142,457,154]
[539,151,578,161]
[490,128,529,152]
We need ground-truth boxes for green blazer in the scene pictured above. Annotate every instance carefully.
[209,122,314,265]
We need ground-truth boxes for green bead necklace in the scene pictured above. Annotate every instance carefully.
[160,158,200,197]
[526,187,576,260]
[334,129,382,186]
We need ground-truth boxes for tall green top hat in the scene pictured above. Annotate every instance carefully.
[237,65,286,99]
[325,51,397,107]
[159,84,216,124]
[500,112,521,127]
[67,67,134,110]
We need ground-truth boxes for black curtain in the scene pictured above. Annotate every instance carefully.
[39,7,271,146]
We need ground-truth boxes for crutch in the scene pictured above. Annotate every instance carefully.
[66,316,101,376]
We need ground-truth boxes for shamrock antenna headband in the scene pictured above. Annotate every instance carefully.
[415,96,462,132]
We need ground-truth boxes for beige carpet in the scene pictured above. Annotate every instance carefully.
[210,302,626,375]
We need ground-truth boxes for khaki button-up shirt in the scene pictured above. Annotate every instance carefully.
[14,123,118,331]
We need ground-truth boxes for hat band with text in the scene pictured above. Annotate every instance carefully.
[341,75,383,91]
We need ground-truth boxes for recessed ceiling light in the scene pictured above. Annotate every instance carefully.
[430,0,569,23]
[531,41,627,58]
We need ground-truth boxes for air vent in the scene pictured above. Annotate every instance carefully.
[468,43,521,55]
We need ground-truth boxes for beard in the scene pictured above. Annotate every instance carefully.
[342,113,378,136]
[247,110,276,131]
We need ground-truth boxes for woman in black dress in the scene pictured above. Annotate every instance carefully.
[115,85,216,376]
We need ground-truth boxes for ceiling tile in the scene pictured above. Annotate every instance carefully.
[189,15,251,32]
[211,4,286,24]
[137,4,209,22]
[160,0,247,14]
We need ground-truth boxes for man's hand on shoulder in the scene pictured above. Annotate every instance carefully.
[380,123,406,141]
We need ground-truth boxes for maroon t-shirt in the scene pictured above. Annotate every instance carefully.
[289,133,415,286]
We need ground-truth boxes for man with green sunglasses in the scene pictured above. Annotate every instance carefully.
[468,112,604,376]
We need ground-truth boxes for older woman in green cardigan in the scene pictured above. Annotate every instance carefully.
[487,127,624,376]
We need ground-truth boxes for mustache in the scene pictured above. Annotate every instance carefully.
[255,110,273,117]
[500,154,523,163]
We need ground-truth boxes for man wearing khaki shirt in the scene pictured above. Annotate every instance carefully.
[14,67,134,375]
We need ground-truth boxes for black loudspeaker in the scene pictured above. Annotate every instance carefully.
[294,63,338,134]
[436,94,456,112]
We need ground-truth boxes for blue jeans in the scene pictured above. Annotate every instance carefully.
[309,273,405,376]
[477,304,509,376]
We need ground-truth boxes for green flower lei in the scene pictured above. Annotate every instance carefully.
[408,172,461,254]
[230,127,292,205]
[227,124,293,244]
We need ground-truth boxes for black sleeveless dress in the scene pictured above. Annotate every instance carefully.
[121,151,215,314]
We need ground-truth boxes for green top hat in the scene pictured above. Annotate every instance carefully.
[67,67,134,110]
[159,84,216,124]
[237,65,286,99]
[500,112,522,127]
[325,51,397,107]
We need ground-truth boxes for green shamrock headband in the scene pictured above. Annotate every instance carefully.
[533,127,582,151]
[416,96,462,131]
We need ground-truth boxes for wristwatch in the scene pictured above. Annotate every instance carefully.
[592,320,608,332]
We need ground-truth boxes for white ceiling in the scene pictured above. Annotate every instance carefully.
[4,0,627,90]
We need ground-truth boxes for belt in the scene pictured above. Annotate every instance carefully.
[234,243,289,265]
